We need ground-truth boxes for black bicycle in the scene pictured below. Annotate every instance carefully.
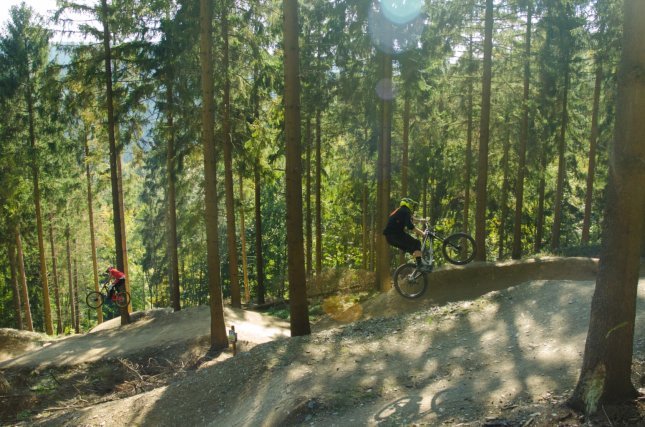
[393,220,476,299]
[86,281,131,309]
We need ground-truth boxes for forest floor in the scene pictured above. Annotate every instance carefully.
[1,256,644,426]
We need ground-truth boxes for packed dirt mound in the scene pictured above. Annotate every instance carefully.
[0,329,56,363]
[0,306,290,370]
[315,256,599,330]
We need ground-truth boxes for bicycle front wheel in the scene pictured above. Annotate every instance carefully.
[442,232,476,265]
[86,291,104,309]
[115,291,131,308]
[393,263,428,299]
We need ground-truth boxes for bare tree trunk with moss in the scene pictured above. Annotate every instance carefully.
[48,219,63,333]
[73,242,80,333]
[200,0,228,351]
[284,0,310,336]
[581,65,602,245]
[166,79,181,312]
[512,3,532,259]
[8,243,23,330]
[15,227,33,331]
[475,0,494,262]
[569,2,645,412]
[84,134,103,324]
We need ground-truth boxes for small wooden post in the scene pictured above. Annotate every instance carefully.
[228,325,238,355]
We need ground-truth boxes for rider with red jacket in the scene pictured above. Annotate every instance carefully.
[105,266,126,299]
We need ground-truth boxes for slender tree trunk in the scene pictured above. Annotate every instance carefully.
[551,62,570,252]
[475,0,494,262]
[569,2,645,411]
[254,157,265,305]
[200,0,228,350]
[284,0,310,336]
[48,219,64,333]
[166,79,181,312]
[116,153,131,311]
[315,109,322,275]
[498,127,512,260]
[512,4,532,259]
[8,243,23,330]
[101,0,129,324]
[535,151,547,253]
[401,95,410,197]
[463,35,474,234]
[73,241,80,333]
[581,65,602,245]
[221,1,241,308]
[65,223,76,332]
[84,134,103,324]
[305,116,313,277]
[239,170,250,304]
[376,52,393,292]
[25,73,53,335]
[15,227,33,331]
[362,158,369,270]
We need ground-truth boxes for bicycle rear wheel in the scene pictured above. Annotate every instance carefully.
[393,263,428,299]
[442,232,476,265]
[115,291,131,308]
[86,291,104,309]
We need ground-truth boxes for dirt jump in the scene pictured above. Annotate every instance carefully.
[1,257,643,426]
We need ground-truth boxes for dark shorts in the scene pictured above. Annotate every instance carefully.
[385,233,421,254]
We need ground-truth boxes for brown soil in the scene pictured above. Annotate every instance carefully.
[1,257,644,427]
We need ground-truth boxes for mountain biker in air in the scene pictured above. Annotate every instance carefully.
[105,266,126,300]
[383,197,433,272]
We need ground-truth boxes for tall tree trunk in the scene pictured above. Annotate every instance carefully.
[498,127,512,260]
[569,1,645,412]
[15,227,33,331]
[8,243,23,330]
[73,241,80,333]
[48,219,64,334]
[65,223,76,332]
[475,0,494,262]
[166,78,181,312]
[551,62,570,252]
[581,65,602,245]
[375,52,393,292]
[535,150,547,253]
[221,1,241,308]
[239,170,250,304]
[199,0,228,351]
[25,73,53,335]
[315,109,322,275]
[401,95,410,197]
[463,34,474,234]
[361,157,369,270]
[512,4,532,259]
[305,116,313,277]
[254,157,266,305]
[84,134,103,324]
[101,0,129,324]
[284,0,310,336]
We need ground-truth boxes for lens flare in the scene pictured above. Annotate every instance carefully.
[380,0,424,25]
[375,78,396,100]
[368,1,425,55]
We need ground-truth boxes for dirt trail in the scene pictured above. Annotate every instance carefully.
[0,306,290,370]
[2,257,644,427]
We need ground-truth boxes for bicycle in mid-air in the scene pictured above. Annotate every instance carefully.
[86,280,131,309]
[393,219,476,299]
